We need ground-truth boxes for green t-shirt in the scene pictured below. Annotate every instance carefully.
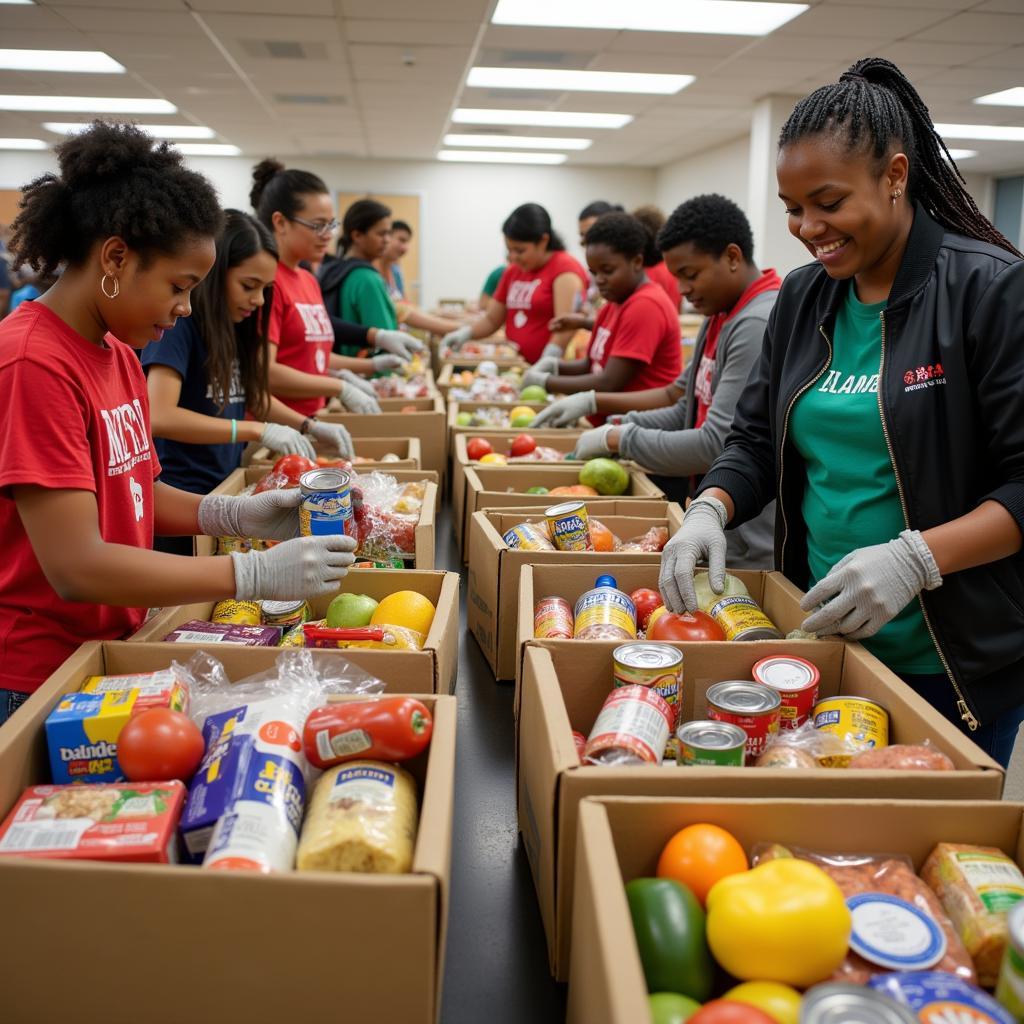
[790,286,941,673]
[482,264,506,298]
[338,265,398,344]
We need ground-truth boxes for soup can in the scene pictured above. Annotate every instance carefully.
[613,642,683,715]
[752,655,821,728]
[707,595,782,640]
[706,680,781,759]
[299,468,355,538]
[545,500,593,552]
[813,695,889,767]
[261,600,311,629]
[675,720,747,768]
[503,522,553,550]
[584,685,674,765]
[534,597,574,639]
[801,983,918,1024]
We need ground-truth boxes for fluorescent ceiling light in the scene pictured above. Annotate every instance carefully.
[43,121,215,139]
[443,133,590,150]
[0,137,46,149]
[492,0,807,36]
[0,95,176,113]
[452,107,631,129]
[0,49,124,73]
[467,67,692,95]
[0,1,33,5]
[974,87,1024,107]
[944,149,978,161]
[935,122,1024,141]
[438,149,567,165]
[175,143,241,156]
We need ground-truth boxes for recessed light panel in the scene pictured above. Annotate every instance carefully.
[467,67,693,95]
[452,108,632,128]
[438,149,567,164]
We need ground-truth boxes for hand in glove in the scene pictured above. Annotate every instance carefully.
[199,489,302,542]
[371,353,405,373]
[658,496,729,613]
[522,356,559,390]
[259,422,315,460]
[373,329,424,362]
[541,342,565,360]
[531,390,597,428]
[572,424,614,461]
[331,368,376,396]
[339,381,381,415]
[441,324,473,351]
[231,534,357,600]
[799,530,942,640]
[307,420,354,460]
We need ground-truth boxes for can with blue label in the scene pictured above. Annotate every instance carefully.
[299,468,355,538]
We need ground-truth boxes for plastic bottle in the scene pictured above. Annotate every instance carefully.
[573,574,638,641]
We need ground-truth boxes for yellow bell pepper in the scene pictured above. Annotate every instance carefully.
[706,859,851,988]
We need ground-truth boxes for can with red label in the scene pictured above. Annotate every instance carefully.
[706,680,781,759]
[752,655,821,728]
[584,685,674,765]
[534,596,574,639]
[571,730,587,762]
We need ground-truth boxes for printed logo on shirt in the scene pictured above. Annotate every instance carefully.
[295,303,333,343]
[315,348,327,373]
[694,353,715,410]
[205,360,246,406]
[588,326,612,369]
[100,399,153,477]
[129,476,144,522]
[902,363,946,394]
[506,279,542,310]
[816,369,880,395]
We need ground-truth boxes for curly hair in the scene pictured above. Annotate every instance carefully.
[10,121,222,276]
[631,204,667,266]
[250,157,328,231]
[583,211,648,260]
[657,194,755,262]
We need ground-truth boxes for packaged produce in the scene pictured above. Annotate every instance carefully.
[923,842,1024,986]
[848,743,954,771]
[296,760,418,874]
[584,685,674,766]
[656,823,748,907]
[0,782,185,863]
[545,500,593,551]
[751,655,820,729]
[534,596,574,638]
[162,620,282,646]
[753,744,820,769]
[753,721,854,769]
[617,525,669,554]
[302,624,425,651]
[574,574,637,641]
[801,983,918,1024]
[303,697,433,770]
[870,971,1014,1024]
[706,680,781,759]
[613,642,683,728]
[675,720,747,767]
[813,695,890,766]
[997,902,1024,1019]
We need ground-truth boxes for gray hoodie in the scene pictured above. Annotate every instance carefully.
[617,288,777,568]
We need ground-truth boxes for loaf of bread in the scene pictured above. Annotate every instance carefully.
[297,760,418,874]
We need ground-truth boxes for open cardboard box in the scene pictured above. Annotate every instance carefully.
[467,504,683,680]
[247,435,421,471]
[569,796,1024,1024]
[436,360,528,397]
[0,644,455,1024]
[518,642,1003,980]
[459,464,665,557]
[130,568,459,694]
[198,466,438,570]
[317,394,447,477]
[447,400,574,457]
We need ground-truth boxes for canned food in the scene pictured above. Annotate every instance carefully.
[216,536,253,555]
[261,600,311,628]
[584,685,674,765]
[211,599,262,625]
[997,902,1024,1018]
[574,578,637,641]
[873,972,1014,1024]
[706,680,781,759]
[613,642,683,714]
[675,720,747,767]
[801,982,918,1024]
[545,501,593,552]
[707,595,782,641]
[534,597,574,639]
[571,730,587,762]
[813,696,889,767]
[299,468,355,538]
[752,655,821,728]
[503,522,553,551]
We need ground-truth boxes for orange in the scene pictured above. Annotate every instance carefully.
[589,519,617,552]
[370,590,436,636]
[656,823,748,907]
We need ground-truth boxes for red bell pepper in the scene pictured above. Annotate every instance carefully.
[303,697,433,769]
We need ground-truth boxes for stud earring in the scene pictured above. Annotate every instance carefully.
[890,188,903,205]
[101,273,120,299]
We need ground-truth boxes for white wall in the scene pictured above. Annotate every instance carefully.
[656,135,750,215]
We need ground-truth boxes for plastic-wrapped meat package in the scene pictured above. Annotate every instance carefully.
[350,472,422,560]
[616,526,668,553]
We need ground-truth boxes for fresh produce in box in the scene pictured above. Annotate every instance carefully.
[303,697,433,769]
[117,707,205,783]
[657,823,749,907]
[325,592,379,628]
[722,982,801,1024]
[370,372,430,399]
[579,457,629,496]
[689,1002,775,1024]
[648,611,725,643]
[648,993,701,1024]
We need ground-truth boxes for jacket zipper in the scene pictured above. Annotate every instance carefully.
[877,311,980,730]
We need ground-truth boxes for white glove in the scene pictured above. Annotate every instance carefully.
[531,390,597,428]
[658,496,729,613]
[371,353,405,373]
[307,420,354,459]
[523,356,558,391]
[339,381,381,415]
[572,424,613,461]
[799,530,942,640]
[231,534,357,600]
[198,489,302,541]
[259,422,315,459]
[330,368,377,397]
[373,329,424,362]
[541,342,564,360]
[441,324,472,351]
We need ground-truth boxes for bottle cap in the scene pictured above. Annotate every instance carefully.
[595,574,617,589]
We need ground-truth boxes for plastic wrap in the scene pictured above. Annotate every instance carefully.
[754,721,855,769]
[350,472,423,560]
[617,525,669,554]
[847,743,955,771]
[370,373,431,399]
[449,366,523,403]
[303,623,425,651]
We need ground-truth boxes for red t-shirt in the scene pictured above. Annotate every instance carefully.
[586,281,682,426]
[0,303,161,693]
[269,262,334,417]
[493,250,588,362]
[646,261,682,312]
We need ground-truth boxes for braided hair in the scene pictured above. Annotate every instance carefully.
[779,57,1021,257]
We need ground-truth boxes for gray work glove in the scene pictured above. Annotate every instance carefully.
[331,368,377,398]
[307,420,354,460]
[531,390,597,428]
[373,329,424,362]
[198,489,302,541]
[441,324,472,351]
[522,356,559,391]
[799,530,942,640]
[371,353,405,373]
[259,422,315,459]
[658,496,729,613]
[541,342,564,360]
[338,380,381,415]
[572,424,613,461]
[231,534,357,600]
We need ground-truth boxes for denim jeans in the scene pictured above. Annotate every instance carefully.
[0,688,29,728]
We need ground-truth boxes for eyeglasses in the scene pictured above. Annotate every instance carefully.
[289,216,339,237]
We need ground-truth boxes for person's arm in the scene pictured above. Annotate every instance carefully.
[327,312,372,351]
[545,354,638,394]
[554,356,591,377]
[545,272,585,354]
[402,306,460,335]
[549,312,594,333]
[924,501,1022,575]
[265,396,308,430]
[147,365,267,445]
[267,343,343,400]
[328,353,376,374]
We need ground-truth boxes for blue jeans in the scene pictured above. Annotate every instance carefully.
[900,672,1024,769]
[0,688,29,727]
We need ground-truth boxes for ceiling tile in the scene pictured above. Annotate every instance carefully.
[913,12,1024,44]
[346,19,481,45]
[188,0,335,12]
[880,40,1008,64]
[50,6,198,34]
[340,0,490,19]
[780,3,948,36]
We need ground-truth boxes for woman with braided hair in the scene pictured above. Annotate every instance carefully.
[660,58,1024,763]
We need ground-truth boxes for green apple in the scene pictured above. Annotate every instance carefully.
[519,384,549,402]
[456,412,473,426]
[580,457,629,496]
[525,486,549,495]
[326,592,379,628]
[511,412,536,428]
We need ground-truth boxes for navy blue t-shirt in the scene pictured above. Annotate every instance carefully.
[141,317,247,494]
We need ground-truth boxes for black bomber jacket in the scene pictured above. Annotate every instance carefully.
[698,205,1024,727]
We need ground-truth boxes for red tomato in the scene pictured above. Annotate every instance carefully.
[117,708,205,783]
[466,437,494,461]
[630,588,663,630]
[690,1001,776,1024]
[509,433,537,457]
[272,453,316,484]
[648,610,726,642]
[401,404,419,413]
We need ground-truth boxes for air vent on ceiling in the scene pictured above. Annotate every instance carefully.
[275,93,348,106]
[242,39,329,61]
[479,48,595,68]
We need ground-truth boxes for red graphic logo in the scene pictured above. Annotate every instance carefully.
[902,363,945,392]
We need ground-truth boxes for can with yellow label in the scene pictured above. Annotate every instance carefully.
[707,595,782,641]
[211,599,262,625]
[813,695,890,767]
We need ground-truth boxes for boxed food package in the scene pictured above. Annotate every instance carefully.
[248,436,422,471]
[162,621,283,646]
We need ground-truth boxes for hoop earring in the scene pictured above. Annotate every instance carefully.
[101,274,120,300]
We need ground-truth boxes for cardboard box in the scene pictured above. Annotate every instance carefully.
[447,400,573,458]
[318,395,447,477]
[247,436,422,471]
[568,795,1024,1024]
[0,644,456,1024]
[130,568,460,695]
[436,360,528,397]
[518,642,1003,980]
[198,466,438,570]
[467,505,684,680]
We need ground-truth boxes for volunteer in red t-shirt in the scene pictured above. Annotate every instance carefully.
[0,124,357,718]
[440,203,587,364]
[522,212,681,425]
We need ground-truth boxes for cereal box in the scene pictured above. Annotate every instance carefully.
[0,782,186,863]
[162,621,282,646]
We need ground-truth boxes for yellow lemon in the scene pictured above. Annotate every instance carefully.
[370,590,436,636]
[509,405,536,422]
[646,605,668,631]
[479,452,508,465]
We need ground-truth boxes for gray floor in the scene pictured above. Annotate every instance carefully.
[437,504,567,1022]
